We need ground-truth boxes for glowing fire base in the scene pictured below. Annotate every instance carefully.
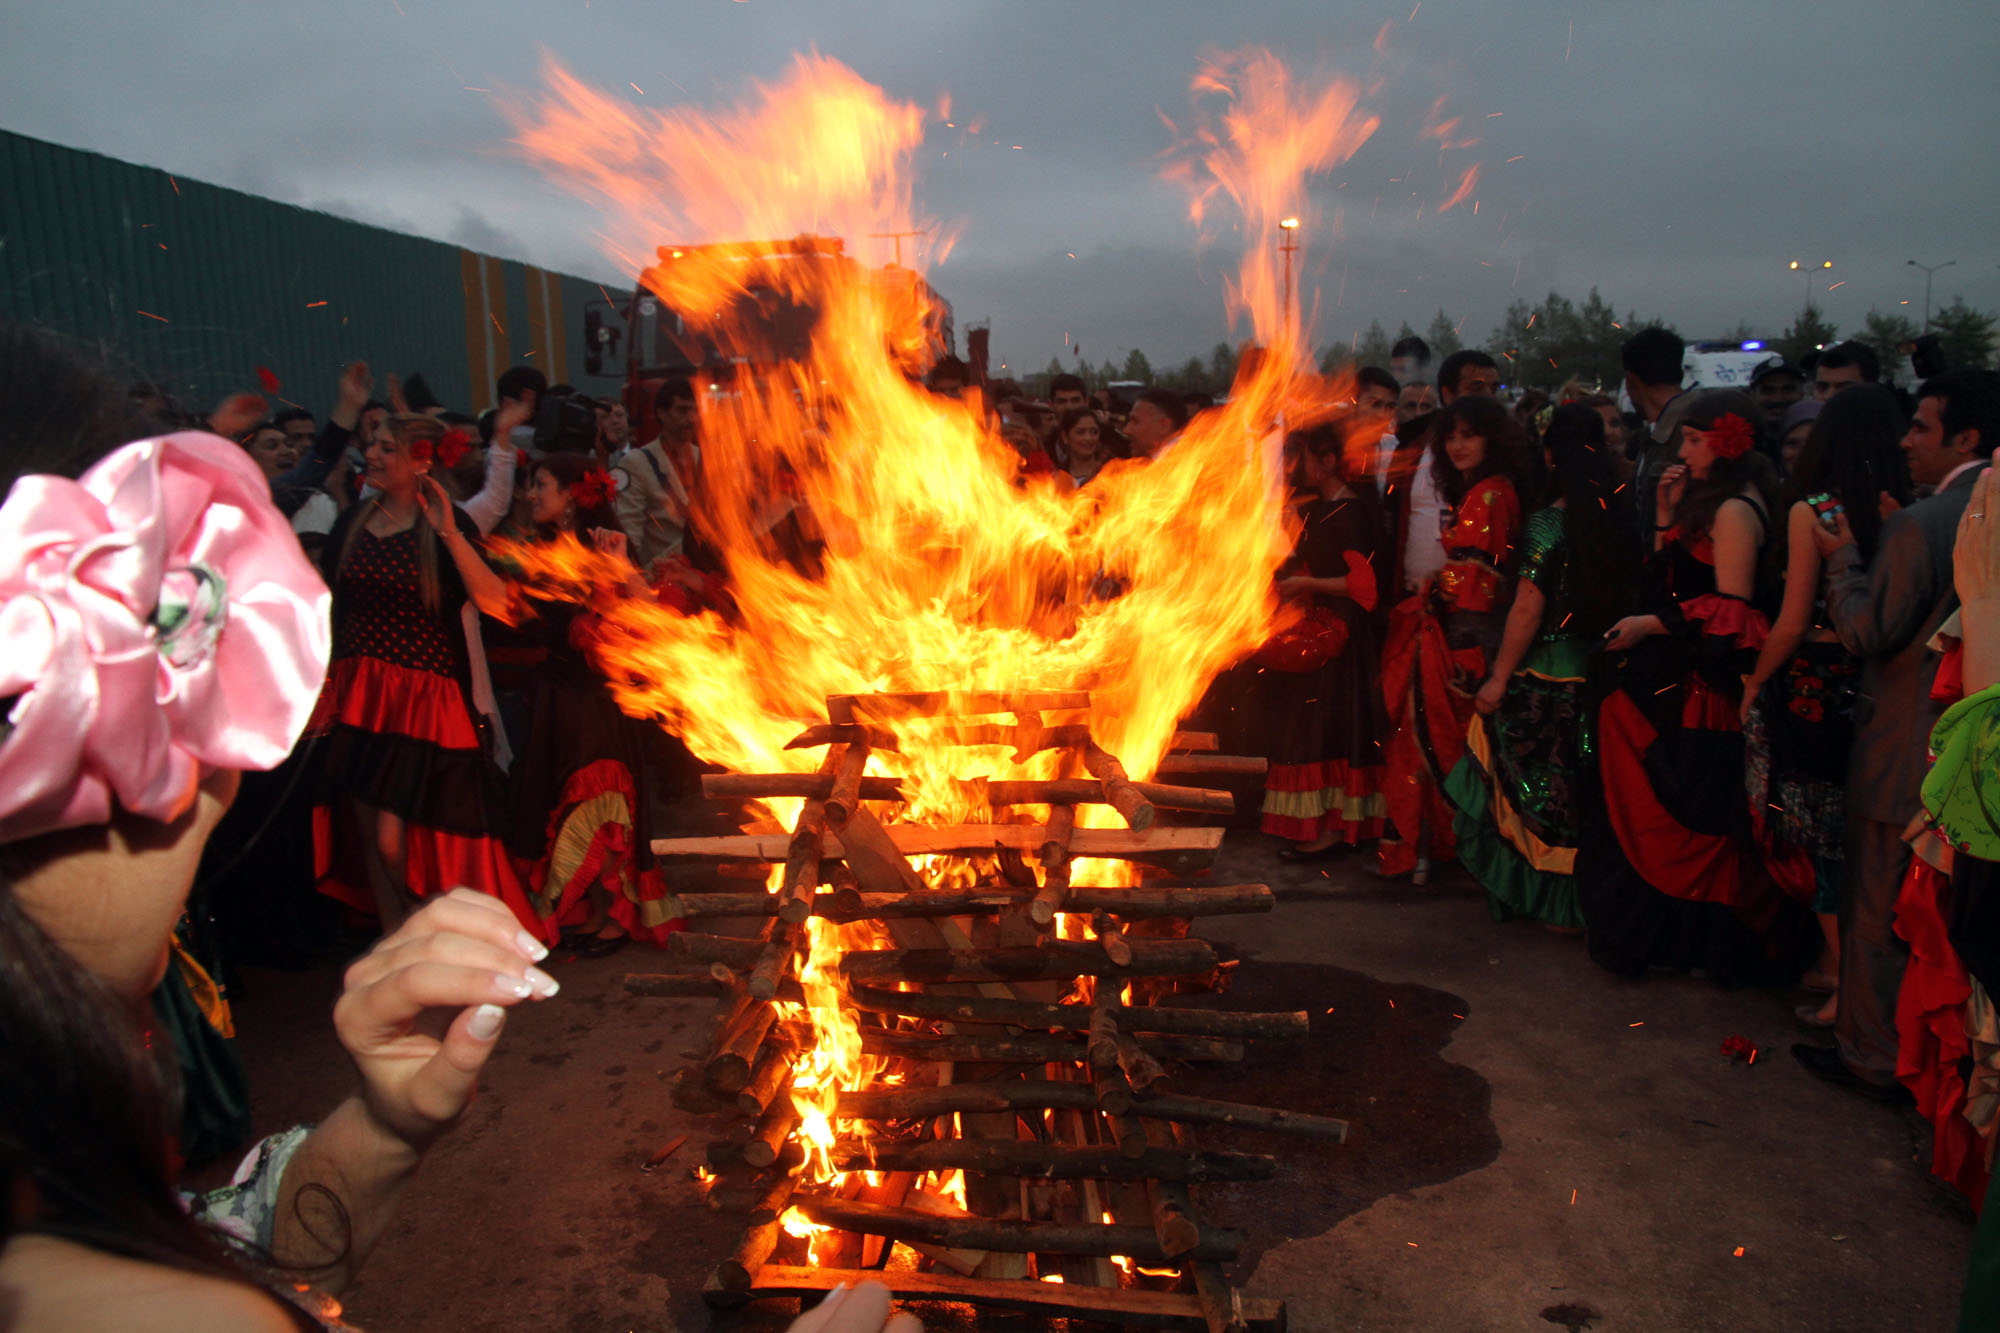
[628,691,1346,1330]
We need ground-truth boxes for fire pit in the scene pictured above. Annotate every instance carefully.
[629,689,1343,1330]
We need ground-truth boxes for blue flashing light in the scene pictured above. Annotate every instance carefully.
[1741,340,1765,351]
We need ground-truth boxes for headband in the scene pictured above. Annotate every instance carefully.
[0,432,331,844]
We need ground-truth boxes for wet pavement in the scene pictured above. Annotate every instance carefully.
[209,834,1974,1331]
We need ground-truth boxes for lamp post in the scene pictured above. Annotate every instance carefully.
[1907,258,1957,329]
[1788,259,1832,317]
[1278,217,1301,336]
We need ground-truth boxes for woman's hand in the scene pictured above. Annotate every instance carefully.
[331,890,555,1152]
[1603,613,1664,652]
[1809,504,1855,559]
[337,361,374,414]
[1655,463,1688,524]
[493,396,533,445]
[1739,678,1764,726]
[208,392,268,440]
[786,1281,922,1333]
[1474,675,1506,715]
[416,472,456,532]
[590,526,631,565]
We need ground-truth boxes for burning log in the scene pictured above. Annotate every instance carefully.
[664,883,1278,923]
[856,1029,1242,1066]
[823,741,873,828]
[704,1138,806,1172]
[781,721,1219,757]
[1082,739,1155,830]
[1030,804,1076,925]
[747,919,800,1002]
[779,747,840,923]
[743,1076,800,1168]
[1093,910,1135,967]
[787,1195,1242,1262]
[711,1220,783,1295]
[782,721,902,752]
[1118,1033,1171,1095]
[830,1138,1275,1183]
[701,772,904,802]
[832,1081,1348,1140]
[735,1042,793,1119]
[846,981,1307,1039]
[840,937,1218,985]
[707,1265,1288,1330]
[983,778,1234,817]
[1154,753,1268,777]
[704,994,775,1094]
[651,823,1225,873]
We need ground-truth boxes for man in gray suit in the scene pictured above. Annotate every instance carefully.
[1794,369,2000,1098]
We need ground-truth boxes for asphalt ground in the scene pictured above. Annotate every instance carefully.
[206,831,1976,1332]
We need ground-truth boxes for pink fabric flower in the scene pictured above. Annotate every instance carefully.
[0,432,331,843]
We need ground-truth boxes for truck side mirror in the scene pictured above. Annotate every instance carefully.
[584,308,606,377]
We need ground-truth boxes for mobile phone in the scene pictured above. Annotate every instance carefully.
[1806,492,1843,533]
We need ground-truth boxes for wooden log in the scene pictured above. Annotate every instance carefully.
[1169,731,1220,752]
[823,742,874,829]
[830,1139,1275,1183]
[704,996,775,1095]
[831,690,1092,720]
[1118,1034,1170,1095]
[782,721,901,753]
[711,1219,783,1295]
[747,919,799,1002]
[779,747,841,924]
[702,772,904,802]
[1192,1261,1248,1333]
[652,823,1225,872]
[710,1264,1288,1329]
[789,1195,1241,1262]
[830,1082,1346,1139]
[1148,1174,1202,1259]
[1093,911,1135,967]
[840,937,1217,985]
[671,932,767,971]
[705,1138,806,1172]
[664,883,1278,922]
[1082,739,1155,830]
[1009,709,1047,763]
[1087,1008,1120,1072]
[1155,753,1268,776]
[621,962,739,996]
[1030,804,1077,925]
[1099,1070,1149,1161]
[983,779,1234,817]
[856,1029,1242,1066]
[736,1042,794,1118]
[744,1077,800,1168]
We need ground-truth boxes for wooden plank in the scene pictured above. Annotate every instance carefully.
[652,823,1223,868]
[706,1264,1286,1331]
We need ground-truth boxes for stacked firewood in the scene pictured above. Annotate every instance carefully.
[626,691,1340,1332]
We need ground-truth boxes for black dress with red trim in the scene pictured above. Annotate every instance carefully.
[305,504,540,935]
[1258,491,1390,844]
[501,579,683,946]
[1575,523,1816,984]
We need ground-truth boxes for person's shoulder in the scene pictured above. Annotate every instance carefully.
[0,1234,300,1332]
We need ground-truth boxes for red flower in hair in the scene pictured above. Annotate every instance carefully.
[1705,412,1755,461]
[570,467,614,510]
[254,365,282,394]
[407,437,434,465]
[437,428,474,469]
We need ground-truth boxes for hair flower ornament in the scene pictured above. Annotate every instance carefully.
[0,433,331,843]
[571,467,615,510]
[1708,412,1756,461]
[436,428,475,470]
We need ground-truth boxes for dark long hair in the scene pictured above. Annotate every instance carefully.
[533,451,621,537]
[1673,390,1779,542]
[1429,395,1539,510]
[0,322,319,1327]
[1299,415,1391,597]
[1785,383,1910,562]
[1541,404,1640,636]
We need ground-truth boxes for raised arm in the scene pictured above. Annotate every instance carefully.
[420,477,510,619]
[460,436,517,536]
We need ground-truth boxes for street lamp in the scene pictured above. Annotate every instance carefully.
[1279,217,1301,335]
[1788,259,1833,316]
[1907,258,1957,330]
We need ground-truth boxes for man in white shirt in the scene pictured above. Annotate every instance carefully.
[613,377,702,572]
[1385,350,1500,595]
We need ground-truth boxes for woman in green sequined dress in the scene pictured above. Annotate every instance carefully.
[1446,404,1638,927]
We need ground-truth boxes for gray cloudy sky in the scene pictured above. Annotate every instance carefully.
[4,1,1997,375]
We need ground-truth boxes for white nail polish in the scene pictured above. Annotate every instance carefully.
[467,1004,505,1040]
[517,930,550,962]
[526,966,560,997]
[494,973,533,999]
[816,1283,852,1315]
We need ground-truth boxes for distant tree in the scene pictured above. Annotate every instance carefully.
[1425,309,1464,359]
[1095,358,1120,393]
[1120,348,1154,385]
[1933,297,1999,371]
[1035,355,1065,398]
[1860,311,1921,384]
[1720,319,1759,341]
[1354,320,1394,372]
[1208,342,1240,395]
[1173,356,1208,394]
[1776,306,1840,367]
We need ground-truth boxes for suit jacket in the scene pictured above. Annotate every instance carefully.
[1823,463,1986,824]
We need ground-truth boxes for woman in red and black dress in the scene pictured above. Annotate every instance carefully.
[307,410,540,937]
[496,453,681,953]
[1261,419,1390,857]
[1378,396,1531,882]
[1578,391,1816,983]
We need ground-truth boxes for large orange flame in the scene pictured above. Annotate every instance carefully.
[504,49,1380,1217]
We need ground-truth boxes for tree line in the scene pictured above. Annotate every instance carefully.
[1013,289,1999,400]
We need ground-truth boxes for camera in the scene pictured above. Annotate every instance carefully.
[534,385,598,454]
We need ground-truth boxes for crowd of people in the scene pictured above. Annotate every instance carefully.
[1238,328,2000,1269]
[9,307,2000,1327]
